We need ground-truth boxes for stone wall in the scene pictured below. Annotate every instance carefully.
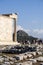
[0,16,13,41]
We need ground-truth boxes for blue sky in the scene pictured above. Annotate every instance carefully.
[0,0,43,38]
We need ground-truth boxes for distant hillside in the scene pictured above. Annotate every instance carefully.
[17,30,38,43]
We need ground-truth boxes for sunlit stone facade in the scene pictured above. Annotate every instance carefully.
[0,14,17,42]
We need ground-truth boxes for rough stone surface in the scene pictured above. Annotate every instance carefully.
[0,16,13,41]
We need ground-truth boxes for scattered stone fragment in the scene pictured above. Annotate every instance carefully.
[4,61,10,65]
[10,61,14,64]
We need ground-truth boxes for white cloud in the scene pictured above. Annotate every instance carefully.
[17,25,30,34]
[33,29,43,34]
[17,25,43,38]
[24,29,30,33]
[17,25,24,31]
